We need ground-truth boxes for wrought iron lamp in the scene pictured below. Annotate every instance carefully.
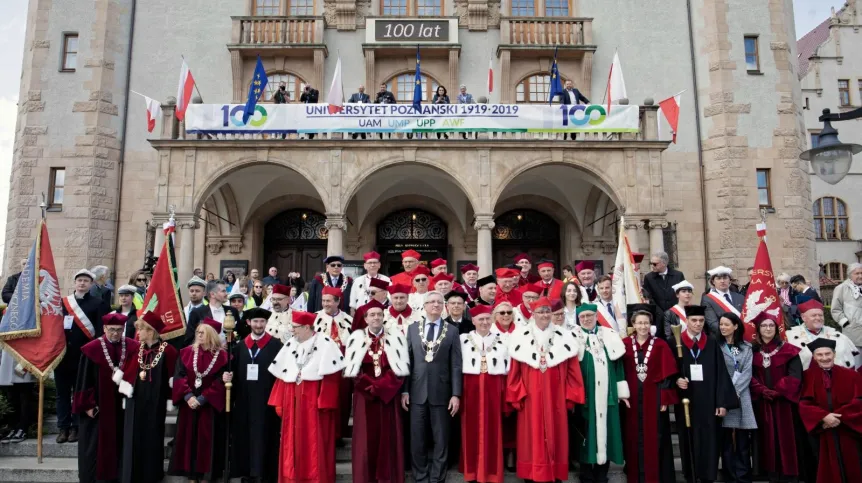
[801,108,862,185]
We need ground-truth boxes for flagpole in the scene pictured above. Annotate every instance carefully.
[601,47,617,106]
[181,54,204,102]
[36,377,44,464]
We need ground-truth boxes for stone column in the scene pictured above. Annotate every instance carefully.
[649,219,668,256]
[178,220,197,288]
[325,214,346,256]
[624,219,640,253]
[474,214,495,277]
[153,221,166,254]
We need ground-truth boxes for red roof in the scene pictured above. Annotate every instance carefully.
[797,17,832,80]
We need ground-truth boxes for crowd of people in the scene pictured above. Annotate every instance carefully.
[2,251,862,483]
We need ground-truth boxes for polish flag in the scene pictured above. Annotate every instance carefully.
[144,96,161,133]
[658,92,682,143]
[488,58,494,95]
[326,56,344,114]
[176,59,195,121]
[606,50,627,114]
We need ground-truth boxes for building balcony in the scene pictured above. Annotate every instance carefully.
[498,17,595,58]
[228,16,327,57]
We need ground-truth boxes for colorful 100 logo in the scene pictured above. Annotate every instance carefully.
[560,105,607,126]
[221,105,267,127]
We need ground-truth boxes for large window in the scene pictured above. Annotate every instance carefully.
[810,131,820,148]
[416,0,442,16]
[516,74,552,103]
[544,0,569,16]
[382,0,440,15]
[265,73,305,102]
[744,36,760,72]
[290,0,314,15]
[824,262,848,281]
[386,73,439,102]
[254,0,280,15]
[839,80,851,106]
[48,168,65,210]
[813,197,849,241]
[756,169,771,207]
[510,0,535,16]
[61,33,78,72]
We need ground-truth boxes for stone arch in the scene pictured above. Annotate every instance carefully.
[583,186,618,239]
[493,194,581,264]
[340,158,480,217]
[379,68,444,88]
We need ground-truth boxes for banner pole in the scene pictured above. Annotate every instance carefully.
[37,377,45,464]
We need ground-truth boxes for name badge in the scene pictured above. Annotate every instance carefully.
[689,364,704,382]
[63,315,74,330]
[247,364,259,381]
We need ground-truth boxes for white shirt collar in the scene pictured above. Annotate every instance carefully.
[600,297,613,304]
[251,332,265,341]
[660,269,668,276]
[712,288,730,296]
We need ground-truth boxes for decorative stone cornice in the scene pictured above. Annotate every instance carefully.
[473,214,495,231]
[454,0,500,30]
[206,235,244,255]
[325,215,346,230]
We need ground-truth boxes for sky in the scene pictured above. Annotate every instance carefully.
[0,0,847,270]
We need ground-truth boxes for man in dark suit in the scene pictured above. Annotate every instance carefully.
[300,84,319,139]
[790,274,823,304]
[557,79,590,140]
[183,279,243,347]
[401,291,463,483]
[642,251,686,317]
[1,258,26,303]
[701,266,744,336]
[348,85,371,139]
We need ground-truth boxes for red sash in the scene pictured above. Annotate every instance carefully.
[706,292,741,316]
[594,302,615,329]
[670,305,687,323]
[62,295,96,339]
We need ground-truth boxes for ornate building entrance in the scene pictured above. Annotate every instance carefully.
[492,209,560,269]
[264,209,328,282]
[376,209,449,276]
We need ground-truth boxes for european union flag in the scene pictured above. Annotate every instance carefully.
[243,55,268,124]
[413,46,422,112]
[549,47,564,105]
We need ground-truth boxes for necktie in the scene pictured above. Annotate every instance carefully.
[426,321,436,342]
[607,303,615,320]
[724,293,732,304]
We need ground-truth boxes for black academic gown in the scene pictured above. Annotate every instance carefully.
[669,333,739,482]
[467,296,493,309]
[228,334,283,480]
[306,274,353,313]
[122,341,178,483]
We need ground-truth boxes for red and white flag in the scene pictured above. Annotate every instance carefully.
[741,224,784,342]
[144,95,161,133]
[176,59,195,121]
[487,57,494,95]
[606,50,627,114]
[658,92,682,143]
[326,56,344,114]
[611,216,645,331]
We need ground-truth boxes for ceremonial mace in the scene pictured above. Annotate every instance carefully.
[682,398,697,481]
[223,311,237,481]
[671,324,683,358]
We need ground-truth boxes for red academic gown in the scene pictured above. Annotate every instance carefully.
[390,270,418,291]
[518,273,540,286]
[799,364,862,483]
[350,333,406,483]
[268,344,342,483]
[169,347,228,480]
[74,336,140,482]
[537,278,563,300]
[460,333,510,483]
[621,336,679,483]
[507,351,584,481]
[494,322,518,449]
[494,286,521,307]
[749,341,804,477]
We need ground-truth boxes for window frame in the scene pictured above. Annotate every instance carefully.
[515,73,553,104]
[510,0,537,16]
[743,35,760,73]
[756,168,772,208]
[385,72,439,103]
[380,0,443,16]
[264,72,306,103]
[288,0,314,15]
[48,168,65,211]
[824,262,848,281]
[838,79,851,107]
[813,196,850,241]
[60,33,78,72]
[543,0,570,17]
[810,130,821,149]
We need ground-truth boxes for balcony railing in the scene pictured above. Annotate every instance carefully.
[230,16,324,46]
[500,17,593,46]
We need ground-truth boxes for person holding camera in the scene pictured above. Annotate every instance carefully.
[274,81,290,104]
[300,84,320,139]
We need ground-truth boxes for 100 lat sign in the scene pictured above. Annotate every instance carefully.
[374,20,449,41]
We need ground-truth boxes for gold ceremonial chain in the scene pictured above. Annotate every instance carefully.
[761,344,781,368]
[137,341,167,381]
[193,347,220,389]
[322,275,349,290]
[467,332,495,374]
[365,329,385,377]
[98,335,127,373]
[418,318,448,363]
[630,336,655,382]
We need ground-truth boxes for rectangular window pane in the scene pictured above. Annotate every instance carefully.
[49,168,65,207]
[744,36,759,71]
[383,0,407,15]
[544,0,569,16]
[811,132,820,148]
[758,188,769,206]
[55,169,65,186]
[839,219,848,239]
[823,198,834,216]
[53,188,64,205]
[62,34,78,71]
[838,201,846,216]
[416,0,441,16]
[290,0,313,15]
[255,0,280,15]
[814,219,823,239]
[756,170,767,188]
[813,200,821,216]
[516,83,525,102]
[511,0,535,16]
[825,219,836,239]
[839,80,850,106]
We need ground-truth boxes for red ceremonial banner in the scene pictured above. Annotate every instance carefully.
[741,238,785,342]
[139,222,186,340]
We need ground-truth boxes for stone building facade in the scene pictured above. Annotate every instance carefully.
[800,0,862,284]
[6,0,816,292]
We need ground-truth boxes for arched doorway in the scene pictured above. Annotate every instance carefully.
[264,209,328,282]
[493,209,560,268]
[376,209,449,276]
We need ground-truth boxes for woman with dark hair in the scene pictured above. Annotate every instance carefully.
[718,312,756,483]
[748,313,807,483]
[129,270,149,310]
[562,280,583,330]
[223,271,236,287]
[251,280,265,307]
[432,86,450,139]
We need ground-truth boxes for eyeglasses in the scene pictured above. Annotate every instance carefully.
[329,263,343,268]
[497,310,513,315]
[254,285,263,289]
[424,300,444,305]
[415,278,428,282]
[136,278,147,282]
[523,294,539,301]
[552,312,564,318]
[649,262,659,266]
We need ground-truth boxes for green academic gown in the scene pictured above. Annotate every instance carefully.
[574,325,629,465]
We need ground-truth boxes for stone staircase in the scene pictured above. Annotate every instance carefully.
[0,414,696,482]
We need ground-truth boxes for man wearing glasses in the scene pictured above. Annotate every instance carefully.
[350,251,391,314]
[642,251,686,318]
[307,255,353,314]
[402,291,463,483]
